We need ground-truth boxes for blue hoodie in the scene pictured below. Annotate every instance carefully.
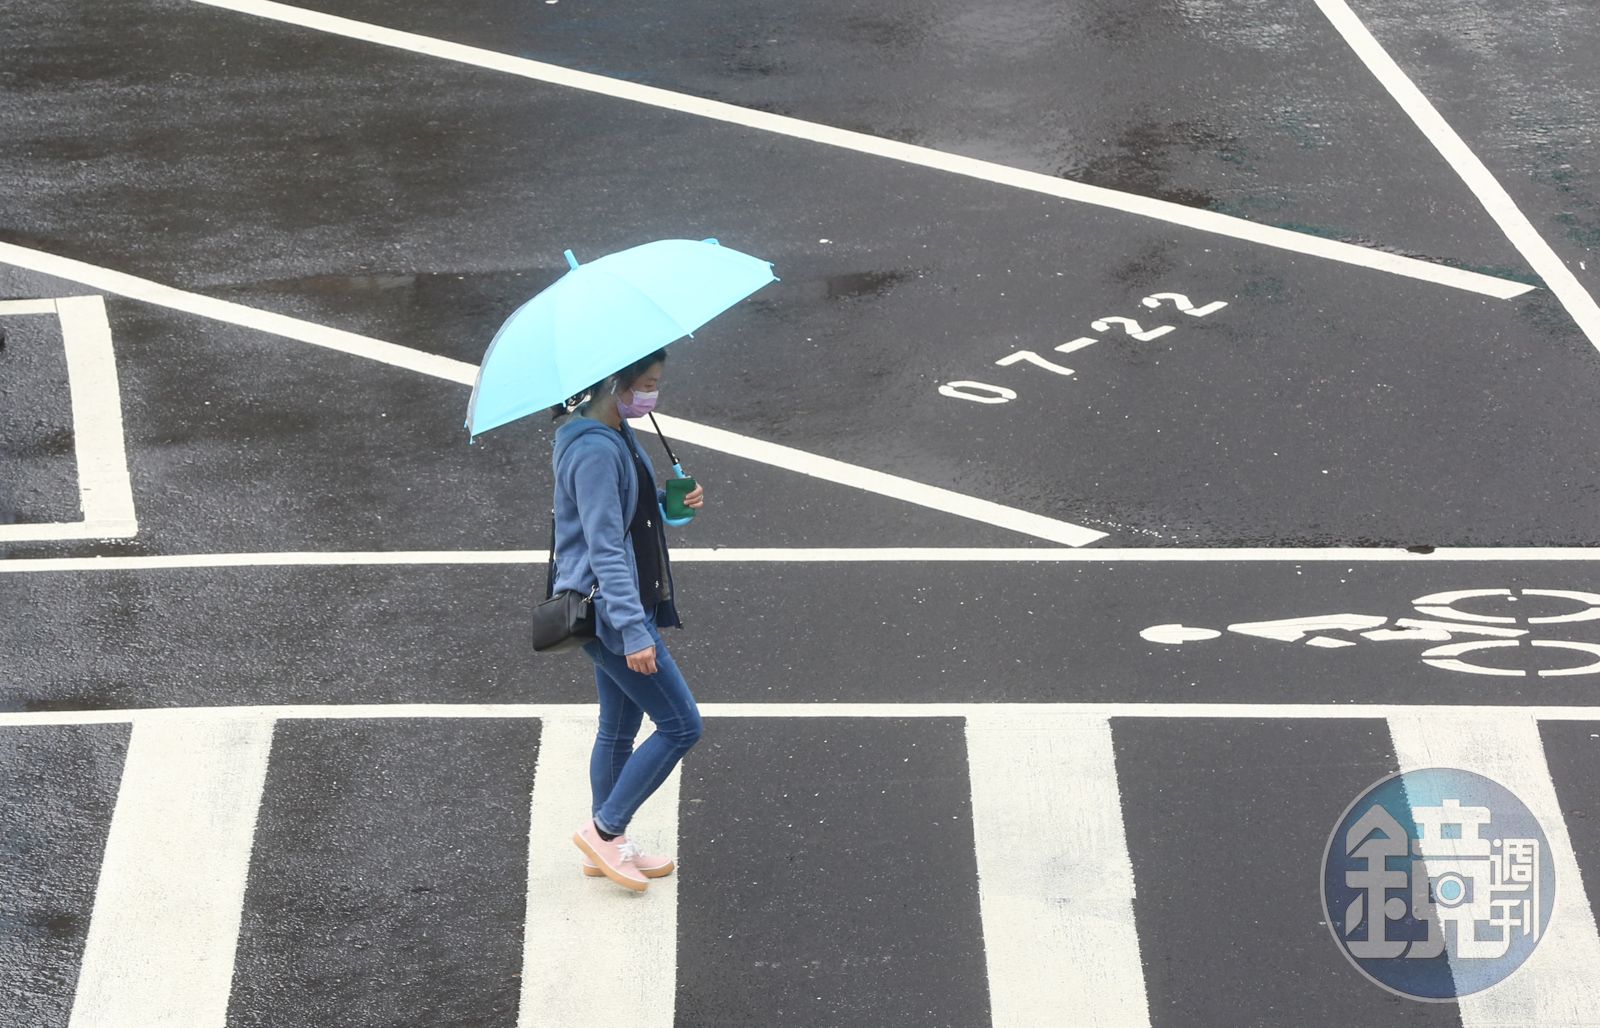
[550,414,680,656]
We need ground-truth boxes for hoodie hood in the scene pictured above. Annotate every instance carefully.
[553,413,626,467]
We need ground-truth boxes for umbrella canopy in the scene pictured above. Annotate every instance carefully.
[465,238,776,437]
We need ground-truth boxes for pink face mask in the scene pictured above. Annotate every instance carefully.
[616,388,659,418]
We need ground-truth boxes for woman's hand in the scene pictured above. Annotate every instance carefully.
[626,645,658,675]
[683,483,706,510]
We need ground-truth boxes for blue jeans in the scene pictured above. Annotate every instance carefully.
[582,623,703,836]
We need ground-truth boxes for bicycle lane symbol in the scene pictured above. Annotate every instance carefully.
[1142,588,1600,678]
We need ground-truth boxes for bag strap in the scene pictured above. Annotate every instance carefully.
[545,508,557,600]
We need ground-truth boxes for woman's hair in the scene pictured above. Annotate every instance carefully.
[550,348,669,420]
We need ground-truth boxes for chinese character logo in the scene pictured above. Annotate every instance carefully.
[1321,768,1556,1000]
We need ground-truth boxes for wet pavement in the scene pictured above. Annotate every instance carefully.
[2,0,1598,550]
[8,559,1600,711]
[3,0,1600,1024]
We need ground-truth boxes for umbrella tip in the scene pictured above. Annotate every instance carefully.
[702,238,720,246]
[564,249,579,270]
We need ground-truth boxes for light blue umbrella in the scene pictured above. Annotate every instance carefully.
[465,238,776,438]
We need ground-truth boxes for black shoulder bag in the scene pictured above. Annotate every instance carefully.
[530,509,599,653]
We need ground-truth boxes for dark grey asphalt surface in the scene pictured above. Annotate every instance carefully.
[1113,718,1464,1028]
[677,718,990,1028]
[2,0,1599,550]
[230,719,537,1028]
[7,561,1600,711]
[0,726,127,1028]
[4,0,1599,1024]
[0,306,77,529]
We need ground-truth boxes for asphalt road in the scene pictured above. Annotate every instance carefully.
[2,0,1598,1024]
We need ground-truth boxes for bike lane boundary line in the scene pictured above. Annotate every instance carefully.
[7,547,1600,574]
[6,702,1600,727]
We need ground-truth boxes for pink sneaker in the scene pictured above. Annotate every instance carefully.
[572,819,649,892]
[582,848,675,879]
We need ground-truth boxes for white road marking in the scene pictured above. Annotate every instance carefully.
[7,703,1600,729]
[67,717,274,1028]
[1387,712,1600,1023]
[633,416,1106,546]
[1316,0,1600,352]
[0,295,139,544]
[965,715,1150,1028]
[520,716,678,1027]
[0,521,140,543]
[0,242,1104,547]
[0,298,58,315]
[6,545,1600,574]
[179,0,1532,301]
[0,243,471,383]
[57,297,137,529]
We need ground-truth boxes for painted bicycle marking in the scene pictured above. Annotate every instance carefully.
[1142,588,1600,677]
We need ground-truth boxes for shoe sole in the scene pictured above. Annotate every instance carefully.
[572,832,649,893]
[582,861,674,879]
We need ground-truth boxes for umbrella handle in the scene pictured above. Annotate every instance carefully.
[659,463,696,526]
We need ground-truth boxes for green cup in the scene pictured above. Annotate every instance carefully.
[664,476,697,520]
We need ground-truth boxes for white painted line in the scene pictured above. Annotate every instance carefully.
[0,294,138,544]
[1316,0,1600,351]
[0,241,474,384]
[0,298,58,315]
[67,717,275,1028]
[0,550,551,573]
[965,715,1150,1028]
[7,702,1600,729]
[56,296,138,530]
[519,716,677,1026]
[0,242,1103,547]
[1387,712,1600,1023]
[183,0,1530,301]
[0,520,139,544]
[6,545,1600,574]
[637,417,1105,546]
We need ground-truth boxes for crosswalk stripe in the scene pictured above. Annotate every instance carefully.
[37,712,1600,1023]
[965,714,1151,1027]
[1387,712,1600,1024]
[67,717,273,1028]
[519,715,681,1027]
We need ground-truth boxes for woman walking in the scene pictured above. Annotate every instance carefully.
[550,349,705,893]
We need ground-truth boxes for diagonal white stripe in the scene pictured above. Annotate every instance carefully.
[1316,0,1600,352]
[180,0,1531,300]
[0,241,1104,546]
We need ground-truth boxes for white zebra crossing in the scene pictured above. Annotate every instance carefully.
[67,717,274,1028]
[965,714,1150,1028]
[29,705,1600,1026]
[519,715,682,1027]
[1388,712,1600,1025]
